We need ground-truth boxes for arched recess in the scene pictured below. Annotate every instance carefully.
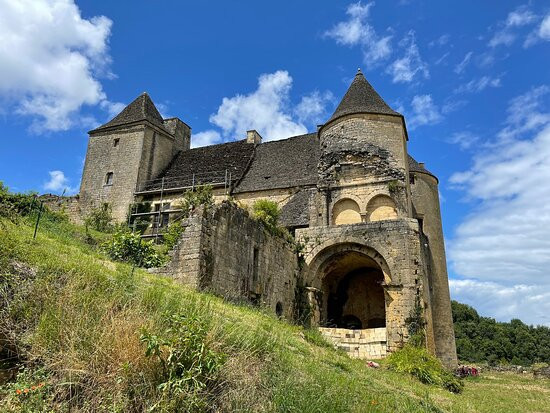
[307,242,392,329]
[332,198,361,225]
[367,195,397,222]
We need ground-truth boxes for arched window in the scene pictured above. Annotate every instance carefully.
[332,198,361,225]
[366,195,397,222]
[105,172,114,186]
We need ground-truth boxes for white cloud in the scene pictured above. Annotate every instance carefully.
[407,95,442,129]
[447,131,479,150]
[539,14,550,40]
[191,130,222,148]
[209,71,307,141]
[386,31,429,83]
[44,170,77,195]
[325,2,393,67]
[192,71,332,147]
[489,5,537,48]
[448,87,550,325]
[455,76,502,94]
[429,34,450,48]
[450,280,550,326]
[454,52,473,74]
[0,0,119,132]
[294,91,334,125]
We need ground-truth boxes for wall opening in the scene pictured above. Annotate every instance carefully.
[275,302,283,317]
[104,172,113,186]
[366,195,397,222]
[321,251,386,329]
[332,198,361,225]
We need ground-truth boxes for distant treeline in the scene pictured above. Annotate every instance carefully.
[452,301,550,366]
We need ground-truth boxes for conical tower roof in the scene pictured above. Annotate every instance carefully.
[327,69,400,123]
[90,92,166,133]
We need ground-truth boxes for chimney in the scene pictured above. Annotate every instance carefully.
[246,130,262,144]
[419,162,426,169]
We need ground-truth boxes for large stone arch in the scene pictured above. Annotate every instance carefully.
[306,241,393,330]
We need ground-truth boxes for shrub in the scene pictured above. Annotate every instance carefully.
[0,182,40,219]
[176,185,214,217]
[84,203,113,233]
[162,220,186,250]
[102,229,163,268]
[252,199,280,235]
[386,345,463,393]
[140,312,224,411]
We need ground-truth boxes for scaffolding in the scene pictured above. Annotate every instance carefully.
[130,169,232,240]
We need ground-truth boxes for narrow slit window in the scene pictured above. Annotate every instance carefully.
[105,172,113,185]
[113,138,120,147]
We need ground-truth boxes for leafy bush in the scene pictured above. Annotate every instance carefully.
[162,220,186,250]
[176,185,214,217]
[452,300,550,366]
[252,199,280,235]
[386,345,463,393]
[0,182,40,219]
[102,229,163,268]
[84,203,113,233]
[140,312,224,411]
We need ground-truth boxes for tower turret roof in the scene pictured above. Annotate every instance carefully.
[90,92,167,133]
[327,69,400,123]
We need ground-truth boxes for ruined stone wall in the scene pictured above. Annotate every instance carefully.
[159,202,299,318]
[39,194,83,225]
[410,171,457,367]
[296,219,424,352]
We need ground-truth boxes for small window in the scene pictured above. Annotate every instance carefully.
[105,172,113,185]
[275,302,283,317]
[113,138,120,147]
[409,174,416,185]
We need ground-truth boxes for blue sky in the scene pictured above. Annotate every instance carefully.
[1,0,550,325]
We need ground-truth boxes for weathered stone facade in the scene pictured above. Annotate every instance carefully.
[157,202,298,318]
[75,70,458,367]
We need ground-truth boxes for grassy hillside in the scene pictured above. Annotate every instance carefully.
[1,213,549,412]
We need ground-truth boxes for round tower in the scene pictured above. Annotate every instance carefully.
[317,69,412,222]
[409,158,458,366]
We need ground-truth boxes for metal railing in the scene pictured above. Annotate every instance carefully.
[135,169,233,194]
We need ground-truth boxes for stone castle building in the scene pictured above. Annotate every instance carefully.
[77,70,457,367]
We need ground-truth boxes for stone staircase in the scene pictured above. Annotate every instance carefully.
[319,327,387,359]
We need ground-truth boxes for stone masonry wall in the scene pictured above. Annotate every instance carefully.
[159,202,299,318]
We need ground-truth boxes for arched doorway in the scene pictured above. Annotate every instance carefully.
[318,249,386,329]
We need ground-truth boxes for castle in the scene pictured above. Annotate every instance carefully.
[77,70,457,367]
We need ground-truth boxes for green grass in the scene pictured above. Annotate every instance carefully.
[1,215,549,412]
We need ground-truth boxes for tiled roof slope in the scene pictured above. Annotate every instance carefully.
[327,70,400,123]
[234,133,320,193]
[90,93,168,133]
[280,188,314,228]
[408,155,436,179]
[142,140,255,191]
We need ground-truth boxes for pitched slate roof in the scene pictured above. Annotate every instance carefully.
[327,69,400,123]
[141,140,255,191]
[408,155,436,179]
[234,133,320,193]
[280,188,313,228]
[90,93,168,134]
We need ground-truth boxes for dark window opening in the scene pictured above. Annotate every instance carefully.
[113,138,120,147]
[252,247,259,282]
[275,302,283,317]
[105,172,113,185]
[418,218,424,234]
[409,174,416,184]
